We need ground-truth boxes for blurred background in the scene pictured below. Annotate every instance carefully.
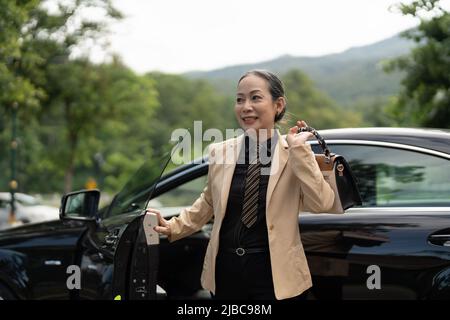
[1,0,449,227]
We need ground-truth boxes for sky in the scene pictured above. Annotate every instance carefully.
[87,0,445,74]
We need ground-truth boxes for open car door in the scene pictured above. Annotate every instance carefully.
[109,132,189,300]
[112,211,159,300]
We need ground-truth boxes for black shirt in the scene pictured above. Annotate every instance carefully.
[219,134,278,250]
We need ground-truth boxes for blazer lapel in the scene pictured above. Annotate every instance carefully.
[216,134,244,221]
[266,130,289,211]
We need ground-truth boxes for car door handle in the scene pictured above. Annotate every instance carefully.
[428,234,450,247]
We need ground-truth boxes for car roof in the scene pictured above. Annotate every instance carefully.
[191,127,450,166]
[315,127,450,154]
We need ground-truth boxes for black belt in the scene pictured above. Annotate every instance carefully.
[222,247,269,256]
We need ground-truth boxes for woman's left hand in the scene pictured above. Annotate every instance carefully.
[286,120,314,148]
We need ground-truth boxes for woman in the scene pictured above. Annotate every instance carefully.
[148,70,335,300]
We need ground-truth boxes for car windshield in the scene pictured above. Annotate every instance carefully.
[106,133,191,218]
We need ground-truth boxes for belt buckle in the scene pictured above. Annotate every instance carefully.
[235,248,245,256]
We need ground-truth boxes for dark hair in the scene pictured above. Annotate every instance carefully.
[238,69,287,122]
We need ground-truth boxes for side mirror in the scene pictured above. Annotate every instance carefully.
[60,189,100,221]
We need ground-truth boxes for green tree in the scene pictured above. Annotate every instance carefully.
[0,0,43,110]
[385,0,450,127]
[27,59,158,193]
[347,96,399,127]
[280,69,362,131]
[0,0,51,192]
[95,60,159,193]
[1,0,121,115]
[0,0,124,193]
[146,73,234,158]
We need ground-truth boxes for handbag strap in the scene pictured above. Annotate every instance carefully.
[298,126,331,160]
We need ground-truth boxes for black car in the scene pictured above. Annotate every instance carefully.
[1,127,449,300]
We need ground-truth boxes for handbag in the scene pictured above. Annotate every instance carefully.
[299,126,363,213]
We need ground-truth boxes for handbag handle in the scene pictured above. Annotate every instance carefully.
[297,126,331,160]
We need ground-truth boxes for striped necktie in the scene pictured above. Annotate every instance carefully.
[241,143,261,228]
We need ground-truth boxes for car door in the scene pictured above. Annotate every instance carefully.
[77,153,171,300]
[303,142,450,300]
[148,164,210,299]
[76,209,139,300]
[110,210,159,300]
[78,135,199,300]
[0,220,88,299]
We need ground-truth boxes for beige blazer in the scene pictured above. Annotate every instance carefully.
[167,130,336,300]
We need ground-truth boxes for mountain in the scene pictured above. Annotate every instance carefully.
[184,34,415,105]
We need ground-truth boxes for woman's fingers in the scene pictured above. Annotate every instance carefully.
[297,120,313,139]
[287,122,314,147]
[297,120,308,129]
[146,208,166,227]
[288,125,298,134]
[154,225,171,236]
[147,209,171,236]
[288,120,309,135]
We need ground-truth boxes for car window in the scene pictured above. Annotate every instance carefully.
[313,144,450,207]
[106,151,173,217]
[151,175,207,209]
[106,138,193,217]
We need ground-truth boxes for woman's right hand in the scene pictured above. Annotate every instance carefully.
[146,208,171,236]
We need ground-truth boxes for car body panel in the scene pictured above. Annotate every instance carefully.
[0,220,87,299]
[299,207,450,299]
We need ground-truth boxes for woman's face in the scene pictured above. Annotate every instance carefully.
[235,74,284,135]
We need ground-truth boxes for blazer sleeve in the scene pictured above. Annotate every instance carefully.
[166,145,215,242]
[288,143,335,213]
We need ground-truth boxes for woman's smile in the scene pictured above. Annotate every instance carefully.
[242,116,258,125]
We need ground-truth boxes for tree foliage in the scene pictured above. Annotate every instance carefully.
[280,70,362,131]
[0,0,43,110]
[385,0,450,127]
[35,58,158,193]
[146,72,234,157]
